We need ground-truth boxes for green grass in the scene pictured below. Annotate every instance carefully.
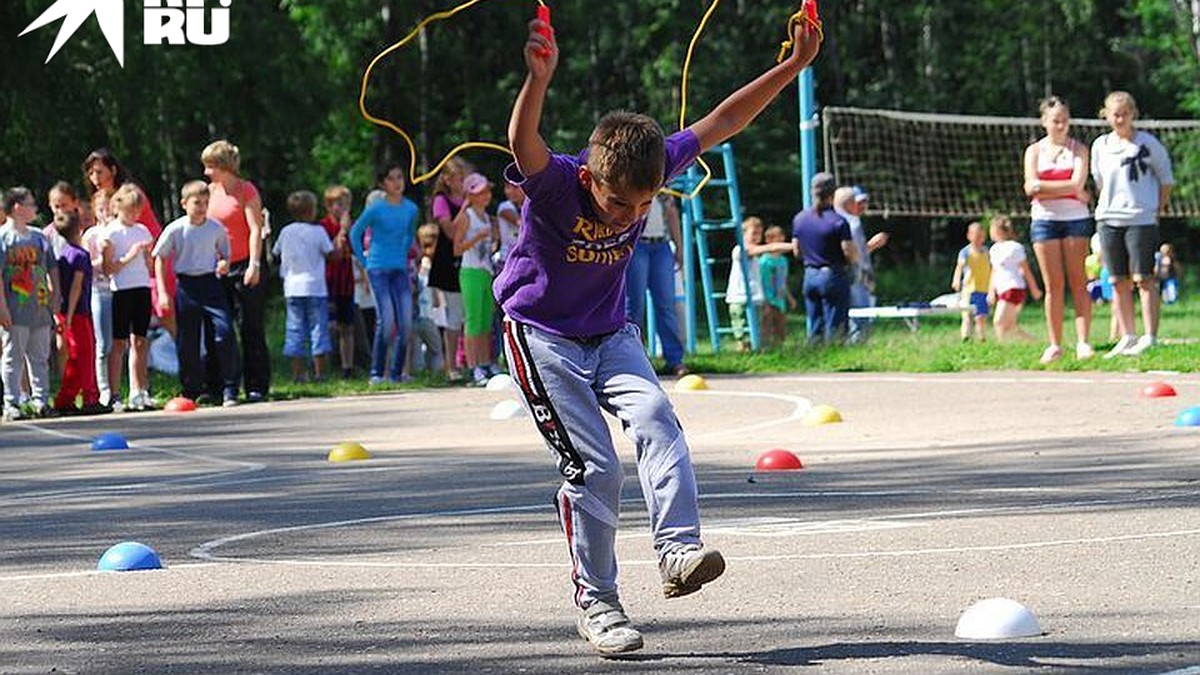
[148,291,1199,403]
[687,294,1200,374]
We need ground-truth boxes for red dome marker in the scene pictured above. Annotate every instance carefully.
[1140,381,1177,398]
[164,396,197,413]
[755,449,804,471]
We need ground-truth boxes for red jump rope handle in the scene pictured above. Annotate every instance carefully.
[803,0,819,23]
[535,5,552,57]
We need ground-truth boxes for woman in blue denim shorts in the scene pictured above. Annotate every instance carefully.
[1023,96,1094,364]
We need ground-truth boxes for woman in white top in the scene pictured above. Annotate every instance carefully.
[1023,96,1094,364]
[1091,91,1174,358]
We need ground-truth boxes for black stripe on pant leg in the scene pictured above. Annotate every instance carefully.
[507,321,587,486]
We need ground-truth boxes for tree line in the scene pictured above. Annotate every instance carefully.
[3,0,1197,235]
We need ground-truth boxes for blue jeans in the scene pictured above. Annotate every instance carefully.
[802,266,850,345]
[91,289,113,402]
[176,274,239,401]
[367,268,412,379]
[284,296,332,358]
[848,282,875,345]
[624,240,684,368]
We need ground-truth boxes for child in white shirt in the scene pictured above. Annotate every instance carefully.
[272,191,334,382]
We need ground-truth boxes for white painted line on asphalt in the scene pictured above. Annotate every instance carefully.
[724,527,1200,563]
[1157,666,1200,675]
[189,488,1199,567]
[677,390,812,440]
[3,424,266,505]
[0,562,220,583]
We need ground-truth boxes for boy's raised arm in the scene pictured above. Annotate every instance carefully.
[508,16,558,178]
[688,17,821,151]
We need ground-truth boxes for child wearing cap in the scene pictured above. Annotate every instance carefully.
[500,10,820,656]
[452,173,500,386]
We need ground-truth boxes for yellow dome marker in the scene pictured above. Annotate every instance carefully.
[802,404,842,427]
[674,374,709,392]
[328,442,372,463]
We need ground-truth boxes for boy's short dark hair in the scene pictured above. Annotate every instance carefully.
[3,187,32,213]
[287,190,319,222]
[586,111,666,193]
[49,180,79,202]
[377,164,406,186]
[54,210,81,239]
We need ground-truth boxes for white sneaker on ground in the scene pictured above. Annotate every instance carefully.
[576,604,643,656]
[1103,335,1138,359]
[659,546,726,598]
[1039,345,1063,364]
[1122,335,1156,356]
[1075,342,1095,360]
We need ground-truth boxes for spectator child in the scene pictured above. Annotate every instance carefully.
[321,186,357,378]
[986,216,1042,342]
[84,190,115,405]
[1,187,58,420]
[52,211,104,415]
[153,181,238,406]
[1155,243,1180,305]
[726,217,767,351]
[47,181,85,378]
[273,191,334,382]
[951,221,991,342]
[759,224,795,348]
[101,184,156,411]
[406,224,444,376]
[495,179,526,271]
[453,173,499,386]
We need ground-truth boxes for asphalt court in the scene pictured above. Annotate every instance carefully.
[2,373,1200,674]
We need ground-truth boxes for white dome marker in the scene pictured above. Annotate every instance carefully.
[490,399,526,420]
[955,597,1042,640]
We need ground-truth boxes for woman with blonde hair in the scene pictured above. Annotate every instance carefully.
[203,139,270,401]
[429,157,472,381]
[1091,92,1174,357]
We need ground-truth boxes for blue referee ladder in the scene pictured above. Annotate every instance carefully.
[669,143,757,353]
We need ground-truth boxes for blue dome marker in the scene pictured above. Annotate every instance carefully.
[1175,406,1200,428]
[91,433,129,451]
[97,542,163,572]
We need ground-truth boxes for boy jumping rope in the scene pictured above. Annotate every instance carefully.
[498,8,821,656]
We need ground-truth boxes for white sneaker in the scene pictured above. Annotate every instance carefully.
[659,546,726,598]
[1075,342,1095,360]
[576,604,643,656]
[1122,335,1156,356]
[1039,345,1063,364]
[1104,335,1138,359]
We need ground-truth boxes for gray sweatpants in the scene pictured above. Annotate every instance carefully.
[502,318,702,610]
[1,323,52,408]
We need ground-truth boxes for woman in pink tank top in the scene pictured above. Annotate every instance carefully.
[1022,97,1094,364]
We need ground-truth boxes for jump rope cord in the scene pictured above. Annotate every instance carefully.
[358,1,821,198]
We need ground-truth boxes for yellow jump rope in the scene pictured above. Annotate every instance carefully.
[357,0,822,198]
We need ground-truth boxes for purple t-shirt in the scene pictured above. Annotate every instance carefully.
[57,241,92,316]
[494,129,701,337]
[792,207,852,268]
